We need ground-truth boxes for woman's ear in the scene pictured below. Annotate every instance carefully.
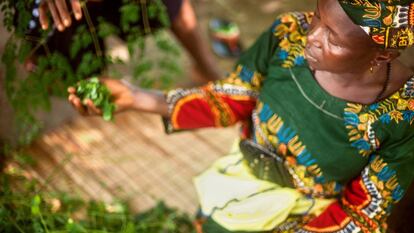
[373,49,401,65]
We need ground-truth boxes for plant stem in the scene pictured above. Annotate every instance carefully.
[37,153,73,192]
[140,0,151,34]
[39,212,51,233]
[81,0,103,57]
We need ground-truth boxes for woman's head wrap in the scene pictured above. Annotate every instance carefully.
[338,0,414,49]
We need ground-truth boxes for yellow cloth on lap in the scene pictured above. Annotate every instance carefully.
[194,150,334,232]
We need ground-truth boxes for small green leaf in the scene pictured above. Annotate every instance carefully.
[97,18,119,38]
[31,195,41,216]
[122,222,136,233]
[17,41,32,63]
[133,60,153,79]
[65,218,87,233]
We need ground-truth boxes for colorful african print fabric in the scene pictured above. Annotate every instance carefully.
[339,0,414,49]
[163,12,414,233]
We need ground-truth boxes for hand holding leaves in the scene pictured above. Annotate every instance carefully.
[68,78,135,121]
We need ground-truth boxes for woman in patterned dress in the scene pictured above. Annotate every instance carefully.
[68,0,414,232]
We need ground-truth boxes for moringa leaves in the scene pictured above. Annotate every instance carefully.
[75,77,116,121]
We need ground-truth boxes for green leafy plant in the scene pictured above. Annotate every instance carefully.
[76,77,116,121]
[1,0,182,145]
[0,154,195,233]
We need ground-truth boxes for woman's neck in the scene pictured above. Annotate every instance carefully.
[316,65,387,88]
[313,60,413,104]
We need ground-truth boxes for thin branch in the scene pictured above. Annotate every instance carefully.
[81,0,103,57]
[36,153,73,193]
[140,0,151,34]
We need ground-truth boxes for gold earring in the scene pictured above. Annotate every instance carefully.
[370,66,374,73]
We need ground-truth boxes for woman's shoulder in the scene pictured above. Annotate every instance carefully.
[271,11,313,38]
[342,76,414,158]
[360,75,414,127]
[269,12,313,68]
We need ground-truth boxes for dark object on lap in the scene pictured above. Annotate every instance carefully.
[239,139,295,188]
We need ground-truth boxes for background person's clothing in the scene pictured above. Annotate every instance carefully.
[163,12,414,232]
[162,0,183,22]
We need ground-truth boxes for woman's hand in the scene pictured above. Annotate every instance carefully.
[39,0,82,31]
[68,78,135,116]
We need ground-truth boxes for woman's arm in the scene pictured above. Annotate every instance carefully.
[131,87,169,117]
[68,14,288,131]
[67,78,169,117]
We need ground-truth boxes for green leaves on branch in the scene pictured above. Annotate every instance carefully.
[1,0,181,144]
[70,25,94,59]
[119,0,182,89]
[120,3,141,32]
[1,0,33,35]
[97,17,120,38]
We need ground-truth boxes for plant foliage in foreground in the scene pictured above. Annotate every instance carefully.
[1,160,195,233]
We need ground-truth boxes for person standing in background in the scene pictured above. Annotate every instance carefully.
[27,0,221,85]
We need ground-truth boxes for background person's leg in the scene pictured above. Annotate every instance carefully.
[169,0,222,84]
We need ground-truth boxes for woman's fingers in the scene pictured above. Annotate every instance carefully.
[67,86,76,94]
[85,99,102,115]
[47,0,64,31]
[68,86,102,116]
[68,94,86,115]
[68,94,102,116]
[55,0,71,27]
[71,0,83,20]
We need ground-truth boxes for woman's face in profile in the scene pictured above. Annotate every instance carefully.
[305,0,378,73]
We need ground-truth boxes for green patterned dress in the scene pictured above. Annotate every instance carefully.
[163,12,414,233]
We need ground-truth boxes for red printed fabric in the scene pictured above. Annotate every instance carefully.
[164,65,262,133]
[163,18,280,134]
[299,153,414,233]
